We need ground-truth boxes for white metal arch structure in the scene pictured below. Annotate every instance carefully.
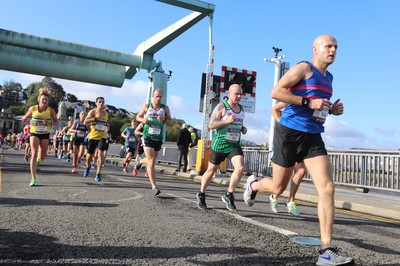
[0,0,215,88]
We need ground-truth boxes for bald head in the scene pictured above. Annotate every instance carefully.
[227,84,243,105]
[311,34,338,67]
[313,35,337,49]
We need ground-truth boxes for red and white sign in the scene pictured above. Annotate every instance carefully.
[220,66,256,113]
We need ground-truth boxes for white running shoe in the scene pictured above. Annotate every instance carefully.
[269,194,279,213]
[316,247,354,266]
[152,186,161,196]
[243,174,260,206]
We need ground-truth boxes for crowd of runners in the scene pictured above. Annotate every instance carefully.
[18,88,171,192]
[19,95,146,183]
[12,35,354,265]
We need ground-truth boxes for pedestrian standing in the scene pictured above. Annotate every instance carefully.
[187,127,197,171]
[176,123,192,173]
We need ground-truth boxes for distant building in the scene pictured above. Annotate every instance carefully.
[82,100,96,110]
[82,100,132,118]
[0,109,16,134]
[0,89,27,109]
[2,98,134,134]
[118,108,132,119]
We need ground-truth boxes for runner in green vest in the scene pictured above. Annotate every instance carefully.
[136,88,172,196]
[196,84,247,211]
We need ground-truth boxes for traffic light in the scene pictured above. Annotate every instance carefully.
[199,73,221,112]
[200,73,221,98]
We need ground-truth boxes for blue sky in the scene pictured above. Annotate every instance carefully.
[1,0,400,149]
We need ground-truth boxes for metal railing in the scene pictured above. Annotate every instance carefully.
[156,145,400,193]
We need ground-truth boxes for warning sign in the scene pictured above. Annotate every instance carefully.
[220,66,256,113]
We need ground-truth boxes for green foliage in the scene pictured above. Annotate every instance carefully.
[24,78,66,112]
[66,93,78,102]
[41,77,66,111]
[4,76,203,145]
[27,90,40,107]
[166,118,185,142]
[9,105,29,115]
[24,82,41,97]
[108,116,130,143]
[120,122,131,133]
[2,80,23,92]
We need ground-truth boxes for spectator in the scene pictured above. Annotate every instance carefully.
[176,123,192,173]
[187,127,197,172]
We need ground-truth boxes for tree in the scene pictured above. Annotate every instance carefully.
[2,80,23,92]
[9,105,28,115]
[24,82,41,97]
[66,93,78,102]
[120,122,131,133]
[41,77,66,110]
[24,77,67,112]
[27,89,40,107]
[166,118,185,142]
[108,115,130,143]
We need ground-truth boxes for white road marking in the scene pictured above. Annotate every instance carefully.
[167,193,297,236]
[10,187,142,204]
[108,174,135,183]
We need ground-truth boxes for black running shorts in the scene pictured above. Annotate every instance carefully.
[29,133,50,141]
[87,138,108,154]
[143,138,163,152]
[272,123,327,167]
[209,146,243,166]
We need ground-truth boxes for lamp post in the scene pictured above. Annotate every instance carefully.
[264,47,287,175]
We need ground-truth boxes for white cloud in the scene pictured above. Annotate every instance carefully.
[58,78,149,113]
[373,125,397,135]
[5,72,149,113]
[325,118,364,139]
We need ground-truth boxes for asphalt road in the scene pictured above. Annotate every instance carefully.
[0,148,399,265]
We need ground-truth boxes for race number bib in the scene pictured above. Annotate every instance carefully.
[148,126,161,135]
[95,122,106,132]
[312,106,329,124]
[226,127,241,143]
[36,125,47,133]
[128,137,136,142]
[76,132,85,138]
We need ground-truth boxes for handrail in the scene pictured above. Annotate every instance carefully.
[152,145,400,192]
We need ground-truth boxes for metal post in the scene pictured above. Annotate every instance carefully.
[264,47,286,175]
[147,62,168,143]
[195,12,216,174]
[201,14,215,158]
